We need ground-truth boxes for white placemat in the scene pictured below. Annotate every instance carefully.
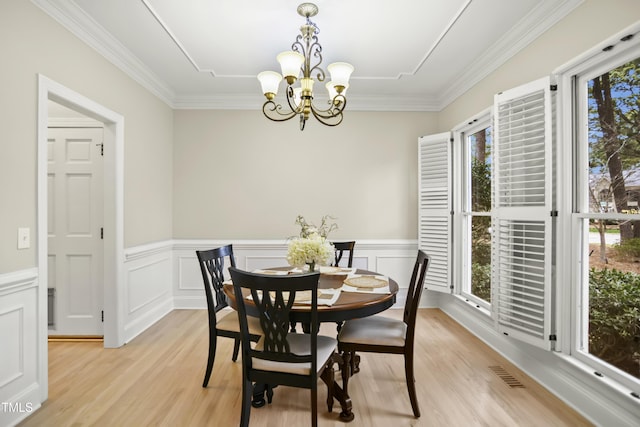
[245,288,341,306]
[341,274,391,294]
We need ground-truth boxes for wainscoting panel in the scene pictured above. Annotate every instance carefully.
[172,240,418,309]
[123,243,173,343]
[0,269,41,427]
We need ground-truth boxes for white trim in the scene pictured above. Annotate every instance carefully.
[47,117,103,128]
[554,23,640,395]
[0,269,41,427]
[451,107,493,308]
[31,0,175,106]
[37,75,126,361]
[438,0,584,109]
[31,0,583,112]
[439,295,640,427]
[553,21,640,76]
[0,268,38,294]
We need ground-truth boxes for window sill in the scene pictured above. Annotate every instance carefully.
[454,294,491,317]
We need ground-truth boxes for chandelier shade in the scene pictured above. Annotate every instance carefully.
[257,3,353,131]
[327,62,354,90]
[257,71,282,99]
[277,51,305,82]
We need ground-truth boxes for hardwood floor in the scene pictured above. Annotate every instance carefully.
[20,309,592,426]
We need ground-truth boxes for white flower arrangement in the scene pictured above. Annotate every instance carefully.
[287,215,337,271]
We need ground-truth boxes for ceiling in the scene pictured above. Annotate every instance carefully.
[35,0,581,111]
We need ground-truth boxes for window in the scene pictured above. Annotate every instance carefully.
[573,44,640,387]
[422,23,640,408]
[450,79,555,351]
[457,115,492,308]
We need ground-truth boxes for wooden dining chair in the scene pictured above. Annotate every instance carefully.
[229,267,337,427]
[332,241,355,267]
[337,250,430,417]
[196,245,261,388]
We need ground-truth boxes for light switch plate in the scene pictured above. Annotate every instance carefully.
[18,227,30,249]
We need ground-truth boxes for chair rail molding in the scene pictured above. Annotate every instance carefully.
[172,239,418,309]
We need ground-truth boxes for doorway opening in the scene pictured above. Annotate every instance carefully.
[37,75,125,360]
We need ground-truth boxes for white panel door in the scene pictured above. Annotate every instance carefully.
[48,127,104,336]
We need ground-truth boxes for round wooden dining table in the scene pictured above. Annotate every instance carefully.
[222,267,399,422]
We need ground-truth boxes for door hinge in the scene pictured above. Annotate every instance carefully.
[549,334,557,341]
[96,143,103,156]
[100,227,104,239]
[550,84,558,91]
[101,310,104,322]
[550,210,558,217]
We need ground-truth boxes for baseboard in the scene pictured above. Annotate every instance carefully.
[0,382,41,427]
[438,294,640,427]
[123,297,173,343]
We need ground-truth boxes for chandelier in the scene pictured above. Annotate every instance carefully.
[257,3,354,131]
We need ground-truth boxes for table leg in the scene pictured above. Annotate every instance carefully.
[323,352,354,422]
[320,360,335,413]
[351,352,361,374]
[251,383,276,408]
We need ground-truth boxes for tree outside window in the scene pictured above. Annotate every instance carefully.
[468,128,492,303]
[586,57,640,380]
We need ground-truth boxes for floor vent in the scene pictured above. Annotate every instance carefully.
[489,365,525,388]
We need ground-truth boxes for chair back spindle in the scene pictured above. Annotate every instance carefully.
[332,241,355,268]
[403,251,430,348]
[229,267,333,427]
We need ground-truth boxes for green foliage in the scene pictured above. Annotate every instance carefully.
[612,237,640,260]
[589,268,640,377]
[471,158,491,211]
[470,143,492,303]
[472,216,491,265]
[471,263,491,302]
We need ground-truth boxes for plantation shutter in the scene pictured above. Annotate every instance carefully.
[493,76,555,350]
[418,132,452,293]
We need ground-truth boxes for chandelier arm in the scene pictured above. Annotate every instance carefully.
[308,95,347,120]
[262,100,298,122]
[283,86,304,114]
[310,105,344,127]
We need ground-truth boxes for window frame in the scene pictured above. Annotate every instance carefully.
[555,26,640,392]
[453,109,493,311]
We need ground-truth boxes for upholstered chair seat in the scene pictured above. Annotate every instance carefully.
[253,333,337,375]
[337,315,407,347]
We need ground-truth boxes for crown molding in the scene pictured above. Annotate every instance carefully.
[31,0,176,106]
[31,0,584,112]
[171,93,441,112]
[436,0,584,109]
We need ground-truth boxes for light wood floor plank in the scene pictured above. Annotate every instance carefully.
[19,309,592,426]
